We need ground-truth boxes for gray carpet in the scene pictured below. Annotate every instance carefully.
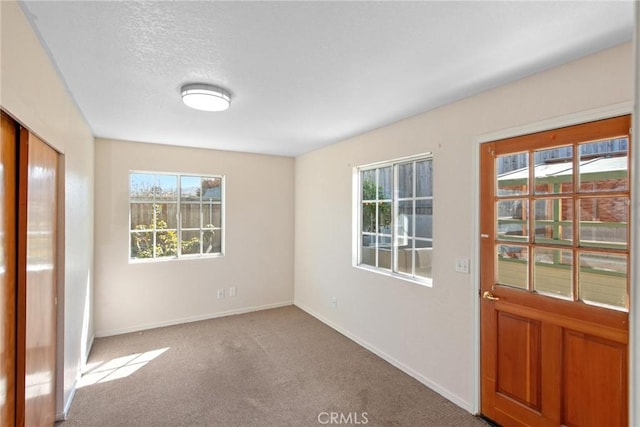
[58,306,488,427]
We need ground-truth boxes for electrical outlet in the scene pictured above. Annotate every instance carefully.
[229,286,237,297]
[330,296,338,309]
[217,289,225,299]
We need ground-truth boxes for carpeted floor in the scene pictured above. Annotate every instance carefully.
[58,306,488,427]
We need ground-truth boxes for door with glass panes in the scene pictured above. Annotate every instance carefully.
[480,115,631,426]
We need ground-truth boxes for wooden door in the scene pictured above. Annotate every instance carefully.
[1,113,17,426]
[480,115,631,426]
[18,131,58,427]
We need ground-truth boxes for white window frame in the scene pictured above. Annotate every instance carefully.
[354,153,433,285]
[129,171,225,262]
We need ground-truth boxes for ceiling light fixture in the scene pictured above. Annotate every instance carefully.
[180,83,231,112]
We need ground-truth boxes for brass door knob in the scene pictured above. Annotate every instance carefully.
[482,291,500,301]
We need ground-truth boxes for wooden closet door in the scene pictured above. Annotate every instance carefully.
[1,113,17,427]
[19,131,58,427]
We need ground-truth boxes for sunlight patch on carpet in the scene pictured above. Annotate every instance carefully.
[78,348,169,388]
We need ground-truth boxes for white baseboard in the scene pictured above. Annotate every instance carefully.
[95,301,294,337]
[295,302,474,413]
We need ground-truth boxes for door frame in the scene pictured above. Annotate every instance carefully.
[631,6,640,425]
[55,153,65,421]
[471,101,634,417]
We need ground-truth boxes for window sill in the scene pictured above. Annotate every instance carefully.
[129,253,224,264]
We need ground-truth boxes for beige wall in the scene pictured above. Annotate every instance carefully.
[0,1,95,417]
[294,43,633,410]
[94,139,295,336]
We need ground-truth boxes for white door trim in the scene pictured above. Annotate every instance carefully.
[630,3,639,425]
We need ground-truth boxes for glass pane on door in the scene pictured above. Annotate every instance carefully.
[534,146,573,195]
[533,199,572,245]
[496,153,528,196]
[534,248,572,299]
[579,252,627,309]
[496,244,528,290]
[497,200,528,242]
[579,197,628,250]
[578,138,628,192]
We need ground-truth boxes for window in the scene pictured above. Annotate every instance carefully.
[357,154,433,283]
[129,172,224,260]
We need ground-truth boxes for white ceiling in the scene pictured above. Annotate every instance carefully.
[20,1,634,157]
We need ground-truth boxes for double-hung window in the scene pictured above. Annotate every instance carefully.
[129,172,224,260]
[357,154,433,284]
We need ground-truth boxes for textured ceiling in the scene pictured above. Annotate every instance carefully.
[19,1,634,157]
